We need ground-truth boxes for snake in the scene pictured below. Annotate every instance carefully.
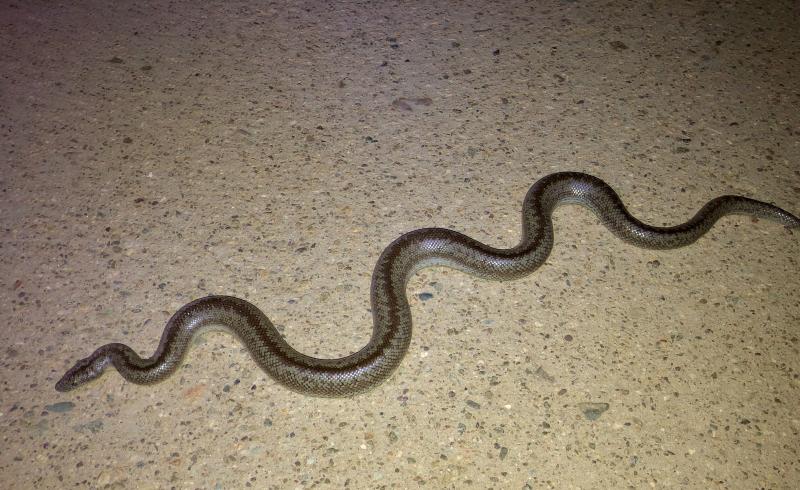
[55,172,799,396]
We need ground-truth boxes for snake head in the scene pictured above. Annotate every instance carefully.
[55,354,106,392]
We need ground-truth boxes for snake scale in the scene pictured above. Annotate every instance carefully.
[55,172,799,396]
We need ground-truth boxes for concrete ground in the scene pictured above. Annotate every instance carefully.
[1,0,798,488]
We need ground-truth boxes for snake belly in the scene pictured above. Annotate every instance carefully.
[55,172,800,396]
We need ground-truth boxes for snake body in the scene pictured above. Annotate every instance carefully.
[55,172,799,395]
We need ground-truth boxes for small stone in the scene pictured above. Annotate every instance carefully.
[533,366,555,383]
[44,402,75,413]
[578,402,610,421]
[609,41,628,51]
[97,471,111,486]
[466,400,481,409]
[75,419,104,433]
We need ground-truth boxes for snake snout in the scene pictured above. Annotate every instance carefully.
[55,373,79,392]
[55,356,102,392]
